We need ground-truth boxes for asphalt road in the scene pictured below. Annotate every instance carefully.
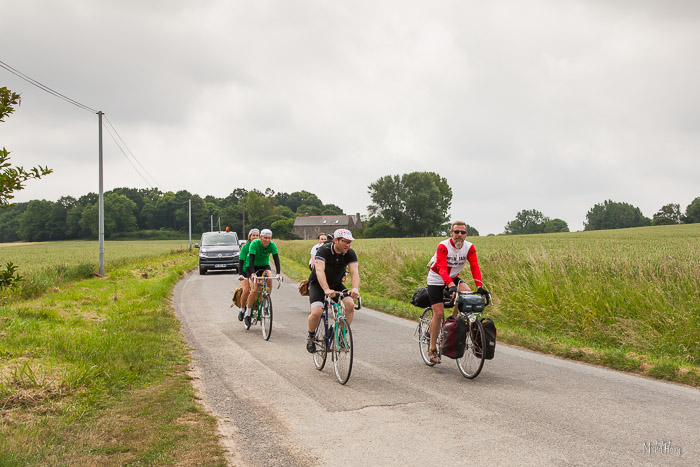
[174,271,699,466]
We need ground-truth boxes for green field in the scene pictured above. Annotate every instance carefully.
[1,240,192,301]
[279,223,700,385]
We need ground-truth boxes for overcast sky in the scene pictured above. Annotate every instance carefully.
[3,0,699,235]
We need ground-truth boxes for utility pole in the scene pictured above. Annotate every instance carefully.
[242,202,246,238]
[218,217,221,231]
[188,198,192,250]
[98,111,105,276]
[210,215,213,232]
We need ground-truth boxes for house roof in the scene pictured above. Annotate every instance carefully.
[293,215,352,227]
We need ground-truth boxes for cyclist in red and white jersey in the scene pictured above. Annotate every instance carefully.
[426,220,488,364]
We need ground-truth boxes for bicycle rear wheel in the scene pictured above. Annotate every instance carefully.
[457,317,485,379]
[261,295,273,340]
[313,319,327,370]
[332,319,353,385]
[418,308,437,366]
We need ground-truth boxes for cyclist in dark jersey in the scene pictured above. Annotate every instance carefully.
[305,229,360,353]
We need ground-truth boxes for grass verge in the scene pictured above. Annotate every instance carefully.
[0,251,226,465]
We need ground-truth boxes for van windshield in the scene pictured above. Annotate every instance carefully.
[201,233,239,246]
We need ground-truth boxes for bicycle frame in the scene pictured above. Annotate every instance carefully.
[319,292,354,352]
[247,275,281,339]
[312,289,361,385]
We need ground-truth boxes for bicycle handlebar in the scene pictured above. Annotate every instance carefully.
[251,274,282,289]
[324,289,362,310]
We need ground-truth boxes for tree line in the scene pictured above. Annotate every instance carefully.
[3,181,697,243]
[0,188,345,243]
[503,198,700,235]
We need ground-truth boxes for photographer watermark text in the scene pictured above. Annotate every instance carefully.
[643,440,682,456]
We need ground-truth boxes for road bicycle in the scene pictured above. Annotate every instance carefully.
[415,289,492,379]
[246,274,282,340]
[312,290,361,385]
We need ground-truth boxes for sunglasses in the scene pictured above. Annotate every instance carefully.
[339,238,352,244]
[452,230,467,235]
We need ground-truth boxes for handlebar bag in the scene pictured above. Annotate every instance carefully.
[458,294,485,314]
[440,316,467,359]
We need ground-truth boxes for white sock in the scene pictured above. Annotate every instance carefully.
[244,308,251,317]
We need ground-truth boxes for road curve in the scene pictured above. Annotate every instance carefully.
[174,271,698,466]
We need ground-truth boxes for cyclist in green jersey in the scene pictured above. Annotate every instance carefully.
[245,228,283,327]
[237,228,260,322]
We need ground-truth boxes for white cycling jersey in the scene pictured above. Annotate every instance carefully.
[427,238,479,286]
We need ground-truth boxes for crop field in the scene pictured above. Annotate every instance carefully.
[0,240,192,300]
[279,223,700,385]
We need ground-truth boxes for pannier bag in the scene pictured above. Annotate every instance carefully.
[410,287,430,308]
[472,317,497,359]
[458,294,485,314]
[232,285,243,308]
[440,316,467,359]
[298,279,310,296]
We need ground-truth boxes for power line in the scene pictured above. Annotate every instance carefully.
[103,114,162,190]
[1,60,164,192]
[101,121,159,190]
[0,60,98,114]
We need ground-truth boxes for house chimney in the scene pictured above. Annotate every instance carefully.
[356,213,360,222]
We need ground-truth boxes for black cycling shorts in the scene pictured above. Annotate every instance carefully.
[427,277,463,305]
[252,265,271,277]
[308,281,344,306]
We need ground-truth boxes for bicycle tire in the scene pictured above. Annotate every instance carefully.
[332,319,353,385]
[312,319,327,370]
[457,316,485,379]
[418,307,439,366]
[261,295,273,340]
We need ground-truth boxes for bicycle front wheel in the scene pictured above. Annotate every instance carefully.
[332,319,353,385]
[261,295,273,340]
[418,308,437,366]
[457,317,485,379]
[313,319,327,370]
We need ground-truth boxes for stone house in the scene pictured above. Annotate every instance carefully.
[293,214,363,240]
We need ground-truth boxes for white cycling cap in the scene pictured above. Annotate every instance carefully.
[248,228,259,236]
[333,229,354,241]
[260,229,273,236]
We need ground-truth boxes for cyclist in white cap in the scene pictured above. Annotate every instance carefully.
[245,228,283,327]
[237,228,260,322]
[305,228,360,353]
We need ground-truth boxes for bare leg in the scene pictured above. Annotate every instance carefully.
[342,297,355,325]
[430,302,444,350]
[308,304,323,333]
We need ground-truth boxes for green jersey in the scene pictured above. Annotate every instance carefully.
[240,241,253,271]
[248,238,279,267]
